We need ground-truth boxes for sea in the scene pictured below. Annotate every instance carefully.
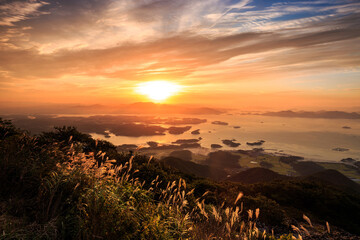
[91,113,360,162]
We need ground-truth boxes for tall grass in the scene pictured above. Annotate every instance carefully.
[0,120,335,239]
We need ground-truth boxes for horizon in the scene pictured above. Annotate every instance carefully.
[1,101,360,115]
[1,0,359,112]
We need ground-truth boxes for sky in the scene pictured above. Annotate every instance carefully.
[0,0,359,111]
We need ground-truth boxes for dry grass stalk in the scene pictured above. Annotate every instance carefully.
[202,191,210,198]
[247,209,253,220]
[186,188,194,196]
[211,206,221,223]
[300,225,310,236]
[326,221,331,234]
[50,142,323,240]
[240,221,245,234]
[234,192,243,205]
[225,222,231,236]
[303,214,312,227]
[178,178,182,190]
[225,207,230,219]
[147,155,153,165]
[135,145,143,152]
[291,225,300,233]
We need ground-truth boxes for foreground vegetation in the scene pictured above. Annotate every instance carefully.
[0,119,359,239]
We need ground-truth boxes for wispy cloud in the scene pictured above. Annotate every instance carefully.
[0,0,49,26]
[1,15,359,81]
[210,0,252,28]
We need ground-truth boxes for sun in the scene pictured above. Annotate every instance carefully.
[136,81,182,102]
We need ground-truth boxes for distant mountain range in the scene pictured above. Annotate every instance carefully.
[262,110,360,119]
[0,102,225,115]
[124,102,225,115]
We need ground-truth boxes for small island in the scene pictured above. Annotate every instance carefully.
[246,140,265,146]
[212,121,229,126]
[222,139,240,147]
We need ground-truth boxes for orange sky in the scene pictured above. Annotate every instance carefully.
[0,0,359,112]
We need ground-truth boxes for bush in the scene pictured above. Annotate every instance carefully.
[0,120,348,239]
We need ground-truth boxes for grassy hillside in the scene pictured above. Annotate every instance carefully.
[161,156,227,180]
[304,169,360,193]
[0,118,359,239]
[227,168,289,184]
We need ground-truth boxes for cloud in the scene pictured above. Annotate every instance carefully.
[210,0,252,28]
[204,0,360,34]
[1,0,358,53]
[0,0,49,26]
[0,0,359,109]
[0,12,359,82]
[0,0,230,53]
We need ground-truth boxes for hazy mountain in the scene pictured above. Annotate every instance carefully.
[124,102,225,115]
[262,110,360,119]
[0,102,225,115]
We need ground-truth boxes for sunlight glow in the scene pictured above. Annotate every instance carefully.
[136,81,182,102]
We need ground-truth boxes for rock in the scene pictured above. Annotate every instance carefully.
[222,139,240,147]
[191,129,200,135]
[211,144,223,149]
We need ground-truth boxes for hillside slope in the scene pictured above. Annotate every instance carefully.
[306,169,360,193]
[227,167,289,184]
[1,119,360,239]
[161,156,227,180]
